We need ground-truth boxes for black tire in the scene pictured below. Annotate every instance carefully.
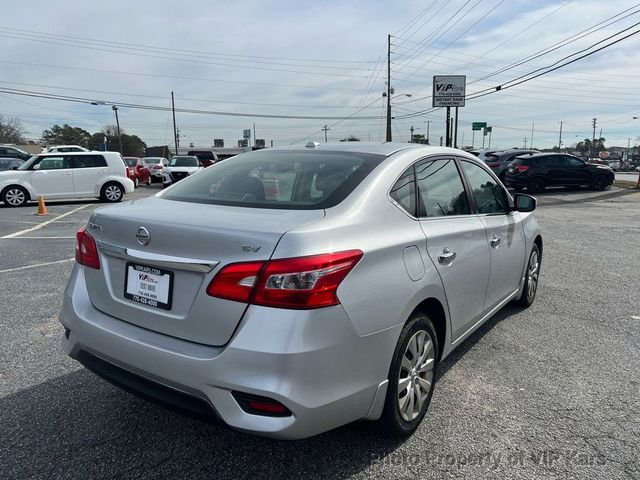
[591,175,608,191]
[377,313,438,438]
[1,185,29,207]
[515,244,541,308]
[527,177,546,194]
[100,182,124,203]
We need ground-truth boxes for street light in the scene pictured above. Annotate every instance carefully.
[91,101,123,154]
[112,105,123,154]
[383,92,412,142]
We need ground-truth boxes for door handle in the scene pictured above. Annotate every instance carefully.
[64,172,73,176]
[490,235,501,247]
[438,247,456,264]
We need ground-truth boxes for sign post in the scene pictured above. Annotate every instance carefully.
[433,75,466,148]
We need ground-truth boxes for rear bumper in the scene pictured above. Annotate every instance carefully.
[59,265,395,439]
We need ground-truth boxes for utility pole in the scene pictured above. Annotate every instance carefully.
[530,122,535,149]
[253,122,256,147]
[591,117,597,158]
[445,109,452,147]
[426,121,430,144]
[410,126,414,143]
[454,107,459,148]
[171,91,179,155]
[112,105,123,154]
[488,129,492,148]
[321,125,330,142]
[523,138,528,149]
[627,138,631,162]
[558,121,563,151]
[385,34,392,142]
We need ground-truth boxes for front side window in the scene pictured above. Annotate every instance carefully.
[415,158,470,217]
[35,156,70,170]
[565,156,585,167]
[390,167,416,216]
[460,161,509,214]
[162,150,384,209]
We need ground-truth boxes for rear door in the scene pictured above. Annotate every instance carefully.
[416,157,490,341]
[459,160,525,311]
[29,155,74,198]
[71,154,109,196]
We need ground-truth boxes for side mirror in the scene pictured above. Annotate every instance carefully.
[33,164,41,170]
[513,193,536,212]
[11,166,18,170]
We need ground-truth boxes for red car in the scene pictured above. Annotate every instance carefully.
[124,157,151,187]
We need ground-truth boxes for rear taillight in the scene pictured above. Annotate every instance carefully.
[514,165,530,173]
[75,227,100,269]
[206,250,363,309]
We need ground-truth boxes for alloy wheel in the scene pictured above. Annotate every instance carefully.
[5,188,26,206]
[527,249,539,302]
[104,185,122,201]
[397,330,435,422]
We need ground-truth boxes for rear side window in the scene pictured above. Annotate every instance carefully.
[415,158,470,217]
[163,151,385,209]
[390,167,416,216]
[72,155,108,168]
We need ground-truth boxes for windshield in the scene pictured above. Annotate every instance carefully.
[17,155,38,170]
[162,150,385,209]
[170,156,199,167]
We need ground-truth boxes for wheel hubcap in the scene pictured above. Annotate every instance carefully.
[6,189,25,205]
[105,186,121,201]
[527,250,539,301]
[397,330,435,422]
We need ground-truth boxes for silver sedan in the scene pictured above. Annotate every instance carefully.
[59,143,542,439]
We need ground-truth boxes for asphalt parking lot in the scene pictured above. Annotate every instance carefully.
[1,185,639,479]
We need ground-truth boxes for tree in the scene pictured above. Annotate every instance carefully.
[41,124,92,147]
[410,133,429,144]
[576,137,606,156]
[94,125,146,156]
[0,115,26,143]
[339,136,360,142]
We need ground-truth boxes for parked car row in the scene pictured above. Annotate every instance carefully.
[473,149,615,193]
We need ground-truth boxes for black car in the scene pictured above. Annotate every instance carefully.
[484,149,539,180]
[503,153,614,193]
[0,158,25,170]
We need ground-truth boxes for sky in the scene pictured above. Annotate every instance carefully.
[1,0,639,151]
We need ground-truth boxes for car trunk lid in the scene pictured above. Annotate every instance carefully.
[82,196,325,345]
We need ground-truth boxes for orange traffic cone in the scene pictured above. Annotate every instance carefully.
[36,195,49,216]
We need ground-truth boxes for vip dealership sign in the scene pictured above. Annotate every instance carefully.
[432,75,466,107]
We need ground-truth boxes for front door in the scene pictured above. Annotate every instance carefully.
[29,156,74,198]
[415,157,491,341]
[459,160,526,311]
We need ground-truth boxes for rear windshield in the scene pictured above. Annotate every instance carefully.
[143,157,162,164]
[189,151,215,160]
[124,158,138,167]
[484,154,500,162]
[170,156,199,167]
[162,150,385,209]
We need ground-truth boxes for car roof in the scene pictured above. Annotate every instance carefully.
[38,151,116,156]
[262,142,466,157]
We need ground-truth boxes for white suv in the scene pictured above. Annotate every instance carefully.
[162,155,203,188]
[0,151,134,207]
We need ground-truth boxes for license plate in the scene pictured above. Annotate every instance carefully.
[124,263,173,310]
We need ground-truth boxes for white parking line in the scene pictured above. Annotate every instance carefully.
[1,204,89,239]
[0,258,74,274]
[2,236,75,239]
